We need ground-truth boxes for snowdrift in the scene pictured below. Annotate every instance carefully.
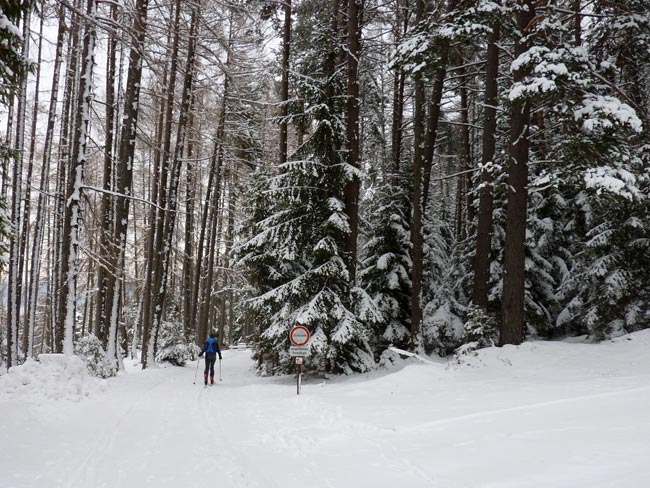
[0,354,107,403]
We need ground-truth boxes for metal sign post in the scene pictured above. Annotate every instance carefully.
[295,357,303,394]
[289,324,311,396]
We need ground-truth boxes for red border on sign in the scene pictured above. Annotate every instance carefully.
[289,325,311,346]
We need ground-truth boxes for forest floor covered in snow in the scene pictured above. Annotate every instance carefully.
[1,331,650,488]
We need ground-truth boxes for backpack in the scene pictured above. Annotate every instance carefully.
[206,338,217,353]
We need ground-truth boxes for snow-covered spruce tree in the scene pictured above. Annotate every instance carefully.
[421,201,468,355]
[556,174,649,339]
[359,171,412,354]
[234,166,281,368]
[241,0,377,375]
[588,0,650,131]
[246,156,376,374]
[560,0,650,338]
[75,334,117,378]
[454,304,498,359]
[156,320,200,367]
[356,0,416,358]
[523,182,566,338]
[486,1,645,340]
[0,1,31,105]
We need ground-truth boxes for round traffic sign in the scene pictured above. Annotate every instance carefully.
[289,325,310,346]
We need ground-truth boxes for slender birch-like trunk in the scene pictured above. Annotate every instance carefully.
[183,107,197,339]
[23,9,49,358]
[198,142,225,343]
[6,7,31,367]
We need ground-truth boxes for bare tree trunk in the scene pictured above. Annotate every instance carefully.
[57,0,98,356]
[104,0,150,367]
[391,67,405,172]
[471,15,500,309]
[421,0,459,210]
[344,0,362,282]
[409,0,426,348]
[95,2,119,345]
[23,9,48,358]
[198,139,225,344]
[45,211,56,353]
[142,0,200,366]
[2,98,14,196]
[456,63,471,242]
[140,52,169,361]
[182,106,197,339]
[278,0,292,167]
[501,0,535,346]
[218,172,236,346]
[53,0,82,351]
[192,136,221,344]
[193,42,231,344]
[573,0,581,46]
[391,0,408,175]
[6,6,31,367]
[142,0,183,368]
[150,3,199,360]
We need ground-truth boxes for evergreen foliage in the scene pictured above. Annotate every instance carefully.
[476,1,647,342]
[359,173,412,353]
[0,1,31,270]
[238,0,378,374]
[156,321,200,366]
[421,210,467,355]
[75,334,117,378]
[0,147,14,269]
[0,0,31,104]
[454,304,498,358]
[4,0,650,374]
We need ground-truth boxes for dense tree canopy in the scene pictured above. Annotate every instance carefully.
[1,0,649,374]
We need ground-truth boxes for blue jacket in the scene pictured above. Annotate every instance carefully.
[202,337,221,359]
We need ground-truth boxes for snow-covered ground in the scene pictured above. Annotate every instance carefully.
[2,331,650,488]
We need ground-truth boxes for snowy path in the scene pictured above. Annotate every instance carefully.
[2,334,650,488]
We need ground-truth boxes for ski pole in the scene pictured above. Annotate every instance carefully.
[219,358,222,381]
[193,357,201,384]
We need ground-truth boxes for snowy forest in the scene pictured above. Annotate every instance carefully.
[1,0,649,377]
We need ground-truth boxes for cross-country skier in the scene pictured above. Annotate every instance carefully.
[199,332,222,385]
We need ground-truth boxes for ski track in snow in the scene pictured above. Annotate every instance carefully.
[398,382,650,434]
[67,373,178,487]
[2,334,650,488]
[198,382,279,488]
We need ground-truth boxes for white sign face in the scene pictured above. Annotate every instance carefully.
[289,345,310,357]
[289,325,311,346]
